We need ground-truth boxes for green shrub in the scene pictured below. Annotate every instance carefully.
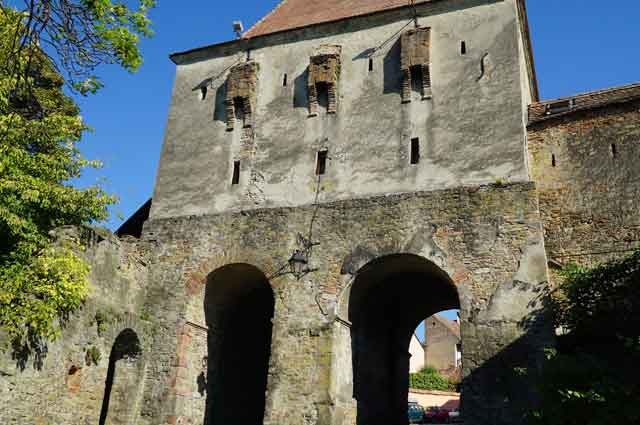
[85,346,101,365]
[529,249,640,425]
[409,366,456,392]
[94,311,108,335]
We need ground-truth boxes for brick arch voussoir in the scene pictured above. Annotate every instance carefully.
[102,312,148,357]
[183,249,279,297]
[336,241,472,322]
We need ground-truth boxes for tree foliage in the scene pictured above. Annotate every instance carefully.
[2,0,155,94]
[409,366,457,392]
[0,2,153,346]
[530,251,640,425]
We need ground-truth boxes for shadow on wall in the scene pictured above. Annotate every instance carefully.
[460,282,554,425]
[214,83,227,123]
[383,38,402,95]
[10,333,48,371]
[99,328,143,425]
[293,68,309,109]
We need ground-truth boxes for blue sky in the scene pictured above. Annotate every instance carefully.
[67,0,639,339]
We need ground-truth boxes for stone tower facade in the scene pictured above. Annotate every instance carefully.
[424,314,461,372]
[7,1,639,425]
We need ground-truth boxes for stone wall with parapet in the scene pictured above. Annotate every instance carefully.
[528,98,640,276]
[0,226,154,425]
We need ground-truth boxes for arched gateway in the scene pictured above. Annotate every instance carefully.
[203,264,274,425]
[348,254,459,425]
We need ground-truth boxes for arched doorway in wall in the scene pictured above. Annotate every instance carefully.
[99,328,143,425]
[204,264,274,425]
[348,254,461,425]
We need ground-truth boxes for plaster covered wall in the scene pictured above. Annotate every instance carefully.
[424,315,460,371]
[151,0,532,219]
[409,334,426,373]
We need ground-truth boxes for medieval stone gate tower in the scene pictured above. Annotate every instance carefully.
[1,1,560,425]
[145,0,551,424]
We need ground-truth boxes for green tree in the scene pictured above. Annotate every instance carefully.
[530,251,640,425]
[0,2,154,347]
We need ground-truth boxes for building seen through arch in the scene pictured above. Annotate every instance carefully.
[347,254,460,425]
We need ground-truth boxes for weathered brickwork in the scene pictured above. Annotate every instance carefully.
[225,61,260,131]
[528,98,640,276]
[400,27,432,101]
[308,45,342,115]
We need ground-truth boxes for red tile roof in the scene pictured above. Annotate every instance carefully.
[244,0,432,38]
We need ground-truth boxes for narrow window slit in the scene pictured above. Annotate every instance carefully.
[410,138,420,164]
[316,150,328,175]
[551,154,556,167]
[611,143,617,157]
[368,58,373,72]
[200,86,207,100]
[232,161,240,185]
[461,41,467,55]
[283,73,288,87]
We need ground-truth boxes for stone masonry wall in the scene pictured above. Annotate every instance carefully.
[0,227,154,425]
[140,182,551,425]
[528,100,640,277]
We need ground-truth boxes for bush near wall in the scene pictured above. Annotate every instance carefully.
[409,366,457,392]
[529,249,640,425]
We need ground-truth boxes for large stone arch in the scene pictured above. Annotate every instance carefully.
[203,263,275,425]
[331,252,462,425]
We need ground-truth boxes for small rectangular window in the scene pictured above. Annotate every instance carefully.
[461,41,467,55]
[545,99,575,116]
[316,150,328,175]
[551,154,556,167]
[283,73,288,87]
[410,138,420,164]
[232,161,240,185]
[611,143,617,158]
[368,58,374,72]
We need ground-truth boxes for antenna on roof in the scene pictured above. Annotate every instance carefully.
[233,21,244,39]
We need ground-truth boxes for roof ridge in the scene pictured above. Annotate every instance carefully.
[533,81,640,106]
[432,314,460,338]
[243,0,291,39]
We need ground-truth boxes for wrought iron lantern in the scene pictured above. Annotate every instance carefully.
[287,233,319,280]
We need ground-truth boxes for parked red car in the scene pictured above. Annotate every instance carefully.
[424,406,449,423]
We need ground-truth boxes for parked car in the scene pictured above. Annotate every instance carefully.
[424,406,449,423]
[408,401,426,424]
[447,409,462,423]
